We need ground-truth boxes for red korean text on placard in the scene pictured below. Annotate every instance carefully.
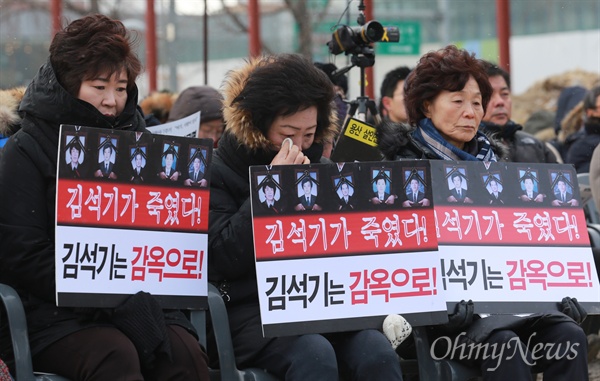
[131,245,204,282]
[348,266,437,305]
[506,259,595,291]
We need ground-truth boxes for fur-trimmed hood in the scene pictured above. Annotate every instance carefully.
[221,56,338,151]
[377,120,419,160]
[377,119,510,161]
[0,86,26,137]
[558,101,584,144]
[139,90,177,124]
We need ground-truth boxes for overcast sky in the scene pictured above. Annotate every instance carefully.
[174,0,237,15]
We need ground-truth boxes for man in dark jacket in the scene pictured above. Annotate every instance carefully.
[480,62,559,164]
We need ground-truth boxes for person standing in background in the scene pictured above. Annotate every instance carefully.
[591,144,600,217]
[313,62,348,157]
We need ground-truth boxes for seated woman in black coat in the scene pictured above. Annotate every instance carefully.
[0,14,208,380]
[208,53,405,381]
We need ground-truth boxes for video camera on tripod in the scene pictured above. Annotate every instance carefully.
[326,0,400,62]
[327,20,400,57]
[326,0,400,122]
[327,1,400,162]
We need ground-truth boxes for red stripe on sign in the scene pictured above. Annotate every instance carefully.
[253,209,438,260]
[434,205,589,246]
[57,179,209,232]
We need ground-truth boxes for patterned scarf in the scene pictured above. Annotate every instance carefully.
[411,118,497,162]
[0,358,10,380]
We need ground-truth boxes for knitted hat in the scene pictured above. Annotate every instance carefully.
[167,86,223,123]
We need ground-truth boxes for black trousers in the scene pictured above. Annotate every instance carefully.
[33,325,209,381]
[475,321,588,381]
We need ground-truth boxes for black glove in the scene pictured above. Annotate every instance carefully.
[112,291,172,368]
[444,300,474,332]
[559,296,587,324]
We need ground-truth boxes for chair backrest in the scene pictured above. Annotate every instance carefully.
[206,283,280,381]
[0,283,71,381]
[1,281,277,381]
[0,283,37,381]
[589,224,600,249]
[578,172,600,224]
[189,309,207,349]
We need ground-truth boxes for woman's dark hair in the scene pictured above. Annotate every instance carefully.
[231,54,335,143]
[404,45,492,125]
[49,14,142,97]
[314,62,348,94]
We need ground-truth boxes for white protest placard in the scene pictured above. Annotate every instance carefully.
[146,111,200,137]
[430,160,600,314]
[250,161,448,337]
[55,124,212,309]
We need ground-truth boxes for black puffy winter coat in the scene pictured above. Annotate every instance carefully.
[0,60,193,366]
[481,120,558,163]
[207,57,337,367]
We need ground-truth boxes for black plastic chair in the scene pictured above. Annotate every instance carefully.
[205,283,424,380]
[589,224,600,249]
[205,283,279,381]
[0,281,278,381]
[578,172,600,225]
[0,283,71,381]
[1,281,420,381]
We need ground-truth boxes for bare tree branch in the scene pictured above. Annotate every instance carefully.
[219,0,273,55]
[219,0,248,33]
[314,0,331,25]
[283,0,313,58]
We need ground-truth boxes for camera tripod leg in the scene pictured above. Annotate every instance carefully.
[366,99,381,126]
[347,96,380,124]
